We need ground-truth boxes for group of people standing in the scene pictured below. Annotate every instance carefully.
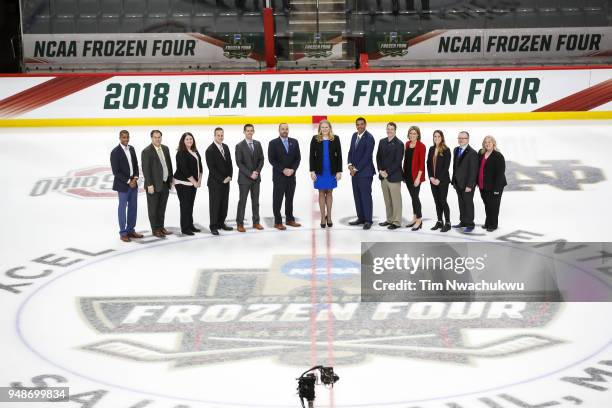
[109,118,507,242]
[373,123,507,234]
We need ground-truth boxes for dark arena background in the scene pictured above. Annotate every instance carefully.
[1,1,611,408]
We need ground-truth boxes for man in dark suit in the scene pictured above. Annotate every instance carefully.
[235,124,265,232]
[268,123,301,230]
[141,129,174,238]
[110,130,143,242]
[347,117,376,230]
[206,127,233,236]
[451,131,478,233]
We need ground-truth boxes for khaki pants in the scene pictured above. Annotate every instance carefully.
[381,178,402,226]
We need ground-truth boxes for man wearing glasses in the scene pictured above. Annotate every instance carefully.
[451,131,478,233]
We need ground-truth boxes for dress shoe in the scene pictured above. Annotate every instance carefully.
[363,222,372,230]
[120,235,131,242]
[486,227,497,232]
[326,217,333,228]
[481,224,489,230]
[190,226,201,233]
[161,228,172,235]
[387,224,400,230]
[221,224,233,231]
[127,232,143,238]
[237,225,246,233]
[452,223,465,228]
[210,229,219,236]
[274,223,287,230]
[349,219,365,226]
[182,230,194,236]
[379,221,390,227]
[320,222,326,229]
[430,221,443,231]
[153,230,165,238]
[463,226,474,233]
[253,223,264,230]
[411,221,423,231]
[406,221,417,228]
[441,223,451,232]
[286,220,301,227]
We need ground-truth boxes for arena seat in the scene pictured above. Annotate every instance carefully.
[124,0,145,16]
[98,16,121,32]
[79,0,100,16]
[148,0,171,17]
[52,16,77,33]
[26,15,52,34]
[100,0,122,16]
[76,16,99,32]
[53,0,78,16]
[173,0,194,16]
[122,15,145,32]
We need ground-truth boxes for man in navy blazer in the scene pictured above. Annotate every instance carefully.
[268,123,301,230]
[347,117,376,229]
[110,130,143,242]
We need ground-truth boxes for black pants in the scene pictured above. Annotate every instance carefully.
[208,182,229,229]
[455,186,475,227]
[146,185,169,231]
[430,182,450,223]
[176,184,197,232]
[480,189,503,229]
[405,180,422,218]
[237,181,261,225]
[273,178,296,224]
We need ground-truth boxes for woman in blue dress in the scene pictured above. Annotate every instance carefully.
[309,120,343,228]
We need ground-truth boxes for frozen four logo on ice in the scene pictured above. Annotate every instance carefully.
[78,265,562,366]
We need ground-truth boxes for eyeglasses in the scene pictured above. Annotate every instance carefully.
[457,137,468,140]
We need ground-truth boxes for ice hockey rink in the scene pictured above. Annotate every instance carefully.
[1,119,612,408]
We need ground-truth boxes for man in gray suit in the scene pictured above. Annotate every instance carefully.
[141,129,174,238]
[235,124,265,232]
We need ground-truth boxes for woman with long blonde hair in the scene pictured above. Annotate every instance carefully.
[309,120,343,227]
[477,135,507,232]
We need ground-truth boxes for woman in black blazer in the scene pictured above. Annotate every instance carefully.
[477,135,507,232]
[309,120,342,227]
[174,132,204,235]
[427,130,452,232]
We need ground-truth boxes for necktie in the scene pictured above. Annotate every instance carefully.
[156,146,168,181]
[248,142,254,154]
[219,146,225,159]
[283,138,289,153]
[459,147,464,157]
[355,135,360,148]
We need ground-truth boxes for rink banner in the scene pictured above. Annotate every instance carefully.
[367,27,612,62]
[361,242,612,302]
[0,67,611,125]
[23,33,264,69]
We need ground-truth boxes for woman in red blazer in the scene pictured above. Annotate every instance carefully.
[402,125,426,230]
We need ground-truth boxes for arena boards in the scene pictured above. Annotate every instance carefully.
[1,121,611,408]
